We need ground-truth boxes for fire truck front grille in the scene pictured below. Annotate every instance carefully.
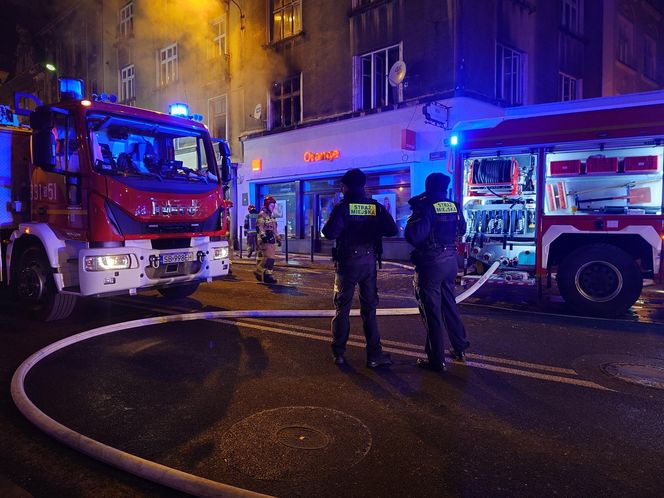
[145,260,202,279]
[146,223,201,234]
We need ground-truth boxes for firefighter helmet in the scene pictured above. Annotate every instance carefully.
[263,195,276,207]
[248,204,256,212]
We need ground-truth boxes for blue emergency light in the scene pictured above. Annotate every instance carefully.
[59,78,84,100]
[169,103,190,117]
[449,134,459,146]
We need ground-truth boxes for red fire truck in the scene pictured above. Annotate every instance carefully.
[1,80,232,320]
[452,92,664,316]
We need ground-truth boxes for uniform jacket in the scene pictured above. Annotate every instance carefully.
[257,207,280,245]
[322,190,397,264]
[405,192,466,264]
[244,212,258,234]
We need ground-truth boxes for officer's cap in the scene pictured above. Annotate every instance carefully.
[425,173,451,194]
[341,168,366,190]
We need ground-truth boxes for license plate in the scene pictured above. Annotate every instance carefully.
[160,252,192,264]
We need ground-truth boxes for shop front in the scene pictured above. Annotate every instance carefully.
[238,98,502,260]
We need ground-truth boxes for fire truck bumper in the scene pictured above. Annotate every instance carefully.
[78,239,230,296]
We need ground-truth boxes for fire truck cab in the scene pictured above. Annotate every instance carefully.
[1,80,232,320]
[453,91,664,316]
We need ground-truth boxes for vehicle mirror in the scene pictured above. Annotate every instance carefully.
[218,141,231,184]
[220,156,231,184]
[32,129,57,170]
[29,107,54,131]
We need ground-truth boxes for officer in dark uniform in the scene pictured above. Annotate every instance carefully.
[405,173,469,372]
[322,168,397,368]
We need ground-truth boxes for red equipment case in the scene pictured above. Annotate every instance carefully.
[623,155,658,173]
[550,159,581,176]
[586,156,618,174]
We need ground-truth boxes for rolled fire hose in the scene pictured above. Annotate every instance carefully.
[11,261,499,498]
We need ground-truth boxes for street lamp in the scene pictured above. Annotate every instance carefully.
[44,63,57,72]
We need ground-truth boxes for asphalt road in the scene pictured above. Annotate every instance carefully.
[2,256,664,497]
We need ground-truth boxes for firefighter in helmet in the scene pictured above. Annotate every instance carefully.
[254,195,282,284]
[244,204,258,258]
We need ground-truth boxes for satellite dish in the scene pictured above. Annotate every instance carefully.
[388,60,407,87]
[253,104,263,121]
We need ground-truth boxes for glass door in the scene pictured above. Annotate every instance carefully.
[317,193,340,238]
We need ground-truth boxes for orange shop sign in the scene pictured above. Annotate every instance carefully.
[303,149,341,162]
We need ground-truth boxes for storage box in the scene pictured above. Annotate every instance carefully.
[623,155,658,173]
[586,156,618,174]
[550,160,581,176]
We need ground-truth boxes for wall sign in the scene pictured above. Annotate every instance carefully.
[303,149,340,162]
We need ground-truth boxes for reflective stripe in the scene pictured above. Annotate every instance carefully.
[349,203,376,216]
[433,201,457,214]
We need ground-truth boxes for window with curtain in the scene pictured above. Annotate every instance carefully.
[270,0,302,42]
[158,43,178,86]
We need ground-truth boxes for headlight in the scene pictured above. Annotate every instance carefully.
[212,246,229,260]
[84,254,131,271]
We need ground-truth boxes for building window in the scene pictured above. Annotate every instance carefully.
[644,35,656,80]
[158,43,178,86]
[119,64,135,104]
[208,95,227,140]
[617,16,634,66]
[356,44,402,111]
[270,0,302,42]
[560,72,580,101]
[496,43,525,106]
[119,2,134,37]
[211,17,226,57]
[561,0,582,35]
[270,74,301,129]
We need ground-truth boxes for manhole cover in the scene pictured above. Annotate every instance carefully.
[602,362,664,389]
[275,426,330,450]
[219,406,372,481]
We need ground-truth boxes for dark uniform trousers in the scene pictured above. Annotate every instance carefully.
[414,249,469,366]
[331,260,382,360]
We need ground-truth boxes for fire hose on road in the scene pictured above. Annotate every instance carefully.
[11,262,500,498]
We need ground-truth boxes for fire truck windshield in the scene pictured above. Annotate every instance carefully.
[87,113,216,183]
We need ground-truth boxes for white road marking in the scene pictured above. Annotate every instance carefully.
[233,316,580,376]
[219,318,611,391]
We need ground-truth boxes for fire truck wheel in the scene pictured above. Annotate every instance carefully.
[157,282,200,299]
[14,247,77,321]
[557,244,642,317]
